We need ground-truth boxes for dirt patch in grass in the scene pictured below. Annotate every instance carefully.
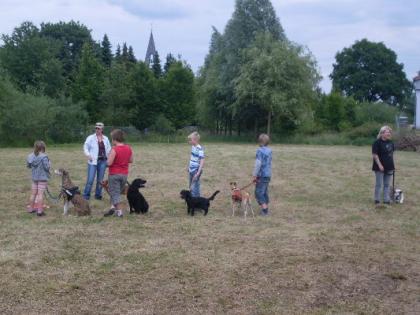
[0,144,419,314]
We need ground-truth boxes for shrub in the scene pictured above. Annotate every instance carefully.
[151,114,175,135]
[0,78,88,146]
[354,102,397,126]
[345,122,381,140]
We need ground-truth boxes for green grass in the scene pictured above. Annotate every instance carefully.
[0,143,419,314]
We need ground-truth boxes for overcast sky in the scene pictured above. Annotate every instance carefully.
[0,0,419,91]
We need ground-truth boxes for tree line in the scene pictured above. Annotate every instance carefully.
[0,0,414,145]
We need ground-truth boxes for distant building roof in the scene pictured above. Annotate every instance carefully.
[145,31,156,66]
[414,71,420,82]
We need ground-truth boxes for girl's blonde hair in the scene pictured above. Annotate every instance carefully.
[377,126,392,139]
[258,133,270,146]
[188,131,200,141]
[33,140,46,156]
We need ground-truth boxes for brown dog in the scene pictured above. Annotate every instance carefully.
[55,168,91,216]
[230,182,254,218]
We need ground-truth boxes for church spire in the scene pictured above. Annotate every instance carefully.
[145,30,156,66]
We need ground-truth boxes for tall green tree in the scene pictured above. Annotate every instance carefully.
[151,51,162,78]
[235,33,319,135]
[128,62,160,130]
[72,43,105,122]
[0,21,62,94]
[198,0,288,135]
[101,34,113,67]
[161,61,195,129]
[40,21,94,79]
[127,46,136,63]
[164,53,176,73]
[115,44,121,62]
[100,62,133,125]
[331,39,412,106]
[121,43,129,62]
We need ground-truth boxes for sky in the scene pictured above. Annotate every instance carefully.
[0,0,419,92]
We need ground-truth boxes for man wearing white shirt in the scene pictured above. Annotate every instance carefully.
[82,122,111,200]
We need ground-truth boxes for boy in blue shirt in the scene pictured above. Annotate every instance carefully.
[253,134,272,216]
[188,132,205,197]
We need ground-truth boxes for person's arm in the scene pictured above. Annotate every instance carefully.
[83,136,92,161]
[42,156,51,172]
[372,141,384,172]
[373,154,384,172]
[252,158,262,182]
[107,148,116,166]
[129,148,133,163]
[105,137,112,156]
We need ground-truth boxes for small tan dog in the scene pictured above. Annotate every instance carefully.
[55,168,91,216]
[230,182,254,218]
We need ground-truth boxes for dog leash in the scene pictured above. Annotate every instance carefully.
[239,180,256,191]
[44,187,63,204]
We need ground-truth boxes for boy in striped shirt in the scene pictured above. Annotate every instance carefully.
[187,132,205,197]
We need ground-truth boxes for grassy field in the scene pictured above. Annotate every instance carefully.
[0,143,419,315]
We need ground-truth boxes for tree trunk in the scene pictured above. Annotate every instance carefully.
[224,119,228,136]
[229,118,233,136]
[237,120,241,136]
[267,110,272,136]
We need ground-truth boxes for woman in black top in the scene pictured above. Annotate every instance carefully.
[372,126,395,204]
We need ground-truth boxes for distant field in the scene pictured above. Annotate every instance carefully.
[0,143,419,315]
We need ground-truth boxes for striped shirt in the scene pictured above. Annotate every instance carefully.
[189,144,205,173]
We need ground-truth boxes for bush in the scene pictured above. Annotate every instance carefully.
[151,114,175,135]
[345,122,381,140]
[0,78,88,146]
[354,102,397,126]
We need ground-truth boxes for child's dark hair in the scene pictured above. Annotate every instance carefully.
[33,140,46,156]
[258,134,270,146]
[111,129,125,143]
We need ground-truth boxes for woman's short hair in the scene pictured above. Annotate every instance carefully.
[33,140,46,156]
[188,131,200,141]
[258,134,270,146]
[377,126,392,139]
[111,129,125,143]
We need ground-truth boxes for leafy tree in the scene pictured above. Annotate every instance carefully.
[101,34,113,67]
[161,61,195,129]
[234,33,319,135]
[0,21,61,93]
[100,62,133,125]
[164,53,177,73]
[121,43,128,61]
[72,43,105,122]
[128,62,160,130]
[196,28,226,133]
[40,21,94,79]
[151,51,162,78]
[36,58,65,98]
[331,39,412,106]
[115,44,121,62]
[198,0,288,135]
[127,46,136,63]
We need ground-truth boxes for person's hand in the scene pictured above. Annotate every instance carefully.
[193,172,200,181]
[379,165,384,172]
[252,176,258,183]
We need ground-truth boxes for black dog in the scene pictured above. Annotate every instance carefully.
[180,190,220,216]
[127,178,149,214]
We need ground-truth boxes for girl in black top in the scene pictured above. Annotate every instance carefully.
[372,126,395,204]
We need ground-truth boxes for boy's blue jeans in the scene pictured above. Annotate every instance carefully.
[189,170,201,197]
[255,177,270,205]
[83,160,107,200]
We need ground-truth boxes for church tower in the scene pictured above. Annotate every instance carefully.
[145,30,156,66]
